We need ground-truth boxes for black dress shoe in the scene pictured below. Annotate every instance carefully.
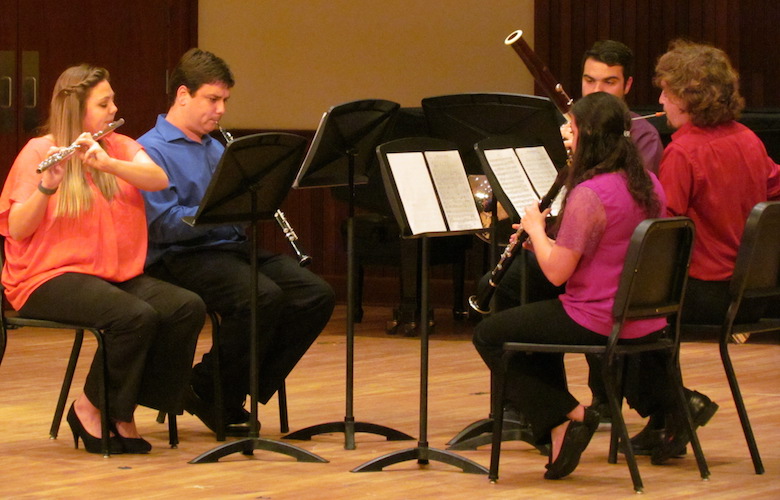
[590,396,612,426]
[651,412,690,465]
[182,385,219,433]
[544,407,600,480]
[183,386,260,437]
[686,390,719,427]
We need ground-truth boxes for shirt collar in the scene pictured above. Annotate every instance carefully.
[156,114,215,146]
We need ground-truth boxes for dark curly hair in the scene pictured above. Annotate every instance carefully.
[654,39,744,127]
[559,92,660,219]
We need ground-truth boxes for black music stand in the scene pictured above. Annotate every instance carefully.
[421,94,564,453]
[283,99,414,449]
[186,132,327,464]
[352,137,488,474]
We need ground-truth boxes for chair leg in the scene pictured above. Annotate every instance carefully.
[91,329,112,457]
[488,353,510,483]
[669,357,710,480]
[167,413,179,448]
[720,339,764,474]
[278,381,289,434]
[209,312,226,442]
[602,360,644,493]
[50,329,85,439]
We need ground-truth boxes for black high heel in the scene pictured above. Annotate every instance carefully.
[112,423,152,454]
[66,403,123,455]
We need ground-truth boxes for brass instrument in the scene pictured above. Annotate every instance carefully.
[468,30,575,315]
[37,118,125,173]
[219,126,312,267]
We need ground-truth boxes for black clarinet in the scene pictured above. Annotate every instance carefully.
[468,164,568,314]
[219,126,312,267]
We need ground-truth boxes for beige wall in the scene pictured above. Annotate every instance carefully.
[199,0,535,130]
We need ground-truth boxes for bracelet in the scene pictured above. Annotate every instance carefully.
[38,181,58,196]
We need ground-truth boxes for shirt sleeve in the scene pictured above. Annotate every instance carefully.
[767,160,780,200]
[556,185,606,256]
[658,145,694,217]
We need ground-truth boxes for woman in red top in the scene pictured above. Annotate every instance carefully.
[0,65,205,454]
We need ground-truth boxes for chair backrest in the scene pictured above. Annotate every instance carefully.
[729,201,780,303]
[609,217,696,348]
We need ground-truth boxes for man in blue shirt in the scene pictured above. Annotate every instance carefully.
[138,48,335,436]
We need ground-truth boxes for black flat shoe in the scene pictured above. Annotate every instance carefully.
[66,403,123,455]
[544,407,599,480]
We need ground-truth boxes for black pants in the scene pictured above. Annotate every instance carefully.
[20,273,205,421]
[624,277,770,418]
[147,242,335,411]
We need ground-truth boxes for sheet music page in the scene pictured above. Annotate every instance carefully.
[483,148,538,217]
[515,146,558,197]
[424,150,483,231]
[386,152,447,235]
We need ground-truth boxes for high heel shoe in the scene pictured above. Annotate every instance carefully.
[111,423,152,454]
[66,403,123,455]
[544,407,600,480]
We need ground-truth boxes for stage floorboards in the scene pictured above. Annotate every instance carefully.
[1,305,778,499]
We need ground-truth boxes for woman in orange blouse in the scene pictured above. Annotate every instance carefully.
[0,65,205,454]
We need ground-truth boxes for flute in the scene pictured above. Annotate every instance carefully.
[37,118,125,173]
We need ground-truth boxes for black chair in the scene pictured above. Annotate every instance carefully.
[681,201,780,475]
[0,240,177,456]
[488,217,709,493]
[158,310,290,441]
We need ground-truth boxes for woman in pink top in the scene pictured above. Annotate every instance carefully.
[473,92,665,480]
[0,65,205,454]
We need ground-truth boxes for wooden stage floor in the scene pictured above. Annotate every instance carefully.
[0,305,778,499]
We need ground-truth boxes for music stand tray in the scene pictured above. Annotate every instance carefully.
[283,99,415,450]
[186,132,327,464]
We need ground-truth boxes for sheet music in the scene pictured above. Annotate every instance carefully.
[386,152,447,234]
[515,146,558,197]
[424,150,483,232]
[483,148,539,217]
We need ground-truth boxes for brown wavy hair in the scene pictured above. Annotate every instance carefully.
[654,39,745,127]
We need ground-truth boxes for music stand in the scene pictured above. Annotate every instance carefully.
[421,94,565,453]
[187,132,327,464]
[283,99,415,449]
[351,137,488,475]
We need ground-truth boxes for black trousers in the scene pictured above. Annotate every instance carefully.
[147,242,335,412]
[625,277,770,418]
[20,273,205,421]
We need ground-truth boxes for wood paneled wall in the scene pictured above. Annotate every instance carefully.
[533,0,779,109]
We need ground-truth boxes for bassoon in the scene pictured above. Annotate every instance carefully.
[468,30,573,314]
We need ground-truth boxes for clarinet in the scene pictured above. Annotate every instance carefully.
[37,119,125,173]
[219,126,312,267]
[468,165,568,314]
[467,29,576,315]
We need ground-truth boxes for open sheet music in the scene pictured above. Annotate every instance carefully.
[383,149,483,236]
[480,145,564,220]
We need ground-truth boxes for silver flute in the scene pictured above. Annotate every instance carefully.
[220,126,312,267]
[37,118,125,173]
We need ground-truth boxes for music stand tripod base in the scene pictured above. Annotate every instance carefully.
[351,445,488,474]
[189,437,329,464]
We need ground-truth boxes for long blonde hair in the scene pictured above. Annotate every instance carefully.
[46,64,119,217]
